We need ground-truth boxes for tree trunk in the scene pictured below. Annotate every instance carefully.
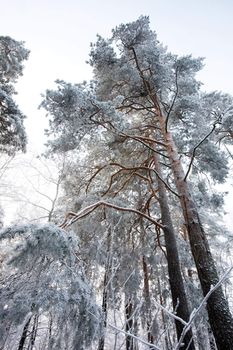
[157,276,172,350]
[125,299,134,350]
[142,255,155,347]
[97,267,109,350]
[27,314,39,350]
[47,312,53,350]
[17,315,32,350]
[152,95,233,349]
[152,150,195,350]
[98,229,112,350]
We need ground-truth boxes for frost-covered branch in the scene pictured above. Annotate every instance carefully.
[87,161,179,198]
[153,300,188,327]
[121,132,169,159]
[175,266,233,350]
[184,121,219,181]
[59,200,164,229]
[108,323,161,350]
[165,66,179,132]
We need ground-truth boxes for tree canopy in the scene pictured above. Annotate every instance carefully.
[0,36,29,155]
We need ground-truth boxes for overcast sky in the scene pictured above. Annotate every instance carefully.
[1,0,233,147]
[1,0,233,149]
[1,0,233,225]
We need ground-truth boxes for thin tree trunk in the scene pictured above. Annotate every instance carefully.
[152,150,195,350]
[152,94,233,349]
[27,314,39,350]
[17,315,32,350]
[157,276,171,350]
[98,229,112,350]
[142,255,155,347]
[47,313,53,350]
[125,299,134,350]
[97,267,109,350]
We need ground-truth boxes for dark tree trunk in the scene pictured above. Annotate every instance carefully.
[157,276,172,350]
[142,255,155,347]
[125,299,134,350]
[98,229,112,350]
[152,150,195,350]
[152,96,233,350]
[97,267,109,350]
[27,314,39,350]
[17,316,32,350]
[47,313,53,349]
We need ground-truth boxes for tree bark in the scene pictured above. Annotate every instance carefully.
[152,95,233,350]
[125,299,135,350]
[142,255,155,347]
[98,229,112,350]
[97,267,109,350]
[157,276,172,350]
[17,315,32,350]
[27,314,39,350]
[152,150,195,350]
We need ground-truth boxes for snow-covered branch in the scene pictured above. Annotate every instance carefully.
[59,200,164,229]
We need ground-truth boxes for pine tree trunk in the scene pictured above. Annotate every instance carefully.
[152,150,195,350]
[152,96,233,350]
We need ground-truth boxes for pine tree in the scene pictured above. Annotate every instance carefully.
[41,16,233,349]
[0,223,101,349]
[0,36,29,155]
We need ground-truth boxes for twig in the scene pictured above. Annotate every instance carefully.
[108,323,161,350]
[184,121,218,181]
[153,299,188,327]
[165,66,179,132]
[86,162,179,198]
[175,266,233,350]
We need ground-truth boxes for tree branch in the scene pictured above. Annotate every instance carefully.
[175,266,233,350]
[184,121,218,181]
[108,323,161,350]
[86,162,179,198]
[165,66,179,132]
[59,200,164,230]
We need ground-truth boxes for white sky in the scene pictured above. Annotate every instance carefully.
[0,0,233,225]
[1,0,233,148]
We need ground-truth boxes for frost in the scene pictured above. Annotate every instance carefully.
[0,36,29,155]
[0,223,101,349]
